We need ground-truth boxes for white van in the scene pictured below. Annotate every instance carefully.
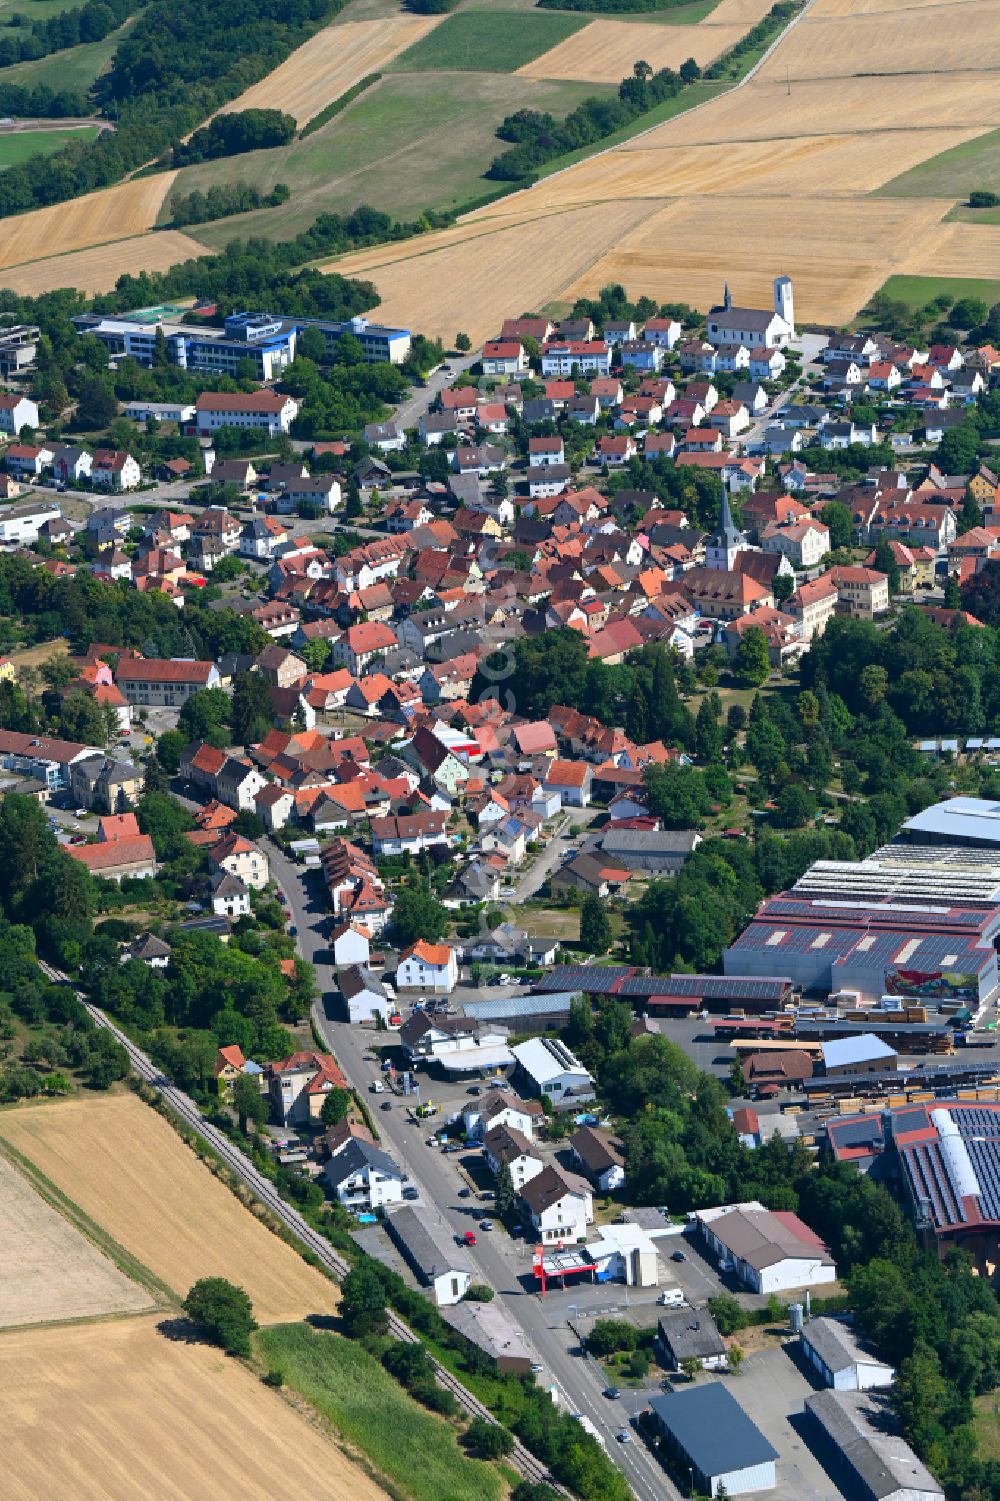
[370,1080,386,1094]
[656,1288,685,1308]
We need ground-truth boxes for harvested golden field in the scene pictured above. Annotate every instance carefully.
[518,17,746,82]
[813,0,967,13]
[517,126,981,204]
[898,219,1000,277]
[0,1149,153,1329]
[562,194,950,323]
[327,197,658,342]
[701,0,781,21]
[0,1097,337,1324]
[0,174,176,273]
[756,0,1000,80]
[2,229,208,295]
[2,1317,392,1501]
[656,73,1000,143]
[225,15,442,125]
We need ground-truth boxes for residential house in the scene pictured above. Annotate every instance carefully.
[571,1125,626,1191]
[656,1309,728,1373]
[207,831,269,889]
[396,940,459,994]
[830,565,891,618]
[339,964,393,1025]
[210,869,251,918]
[520,1165,594,1244]
[542,759,592,808]
[91,450,141,491]
[483,1124,544,1190]
[0,392,38,434]
[324,1139,403,1211]
[269,1050,349,1126]
[193,390,299,435]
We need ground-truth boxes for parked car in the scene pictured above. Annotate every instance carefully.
[288,924,297,936]
[402,1186,419,1200]
[443,1142,461,1154]
[458,1188,472,1199]
[671,1250,686,1263]
[479,1219,494,1231]
[467,1085,482,1096]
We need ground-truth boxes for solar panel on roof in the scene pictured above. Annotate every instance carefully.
[534,965,632,994]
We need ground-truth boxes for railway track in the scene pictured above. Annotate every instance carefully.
[39,959,560,1491]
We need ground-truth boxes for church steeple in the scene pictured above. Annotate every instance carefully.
[723,281,732,311]
[706,486,747,571]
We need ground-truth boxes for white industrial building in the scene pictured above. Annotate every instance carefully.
[805,1390,944,1501]
[800,1318,895,1392]
[695,1202,837,1294]
[385,1204,474,1305]
[512,1036,595,1104]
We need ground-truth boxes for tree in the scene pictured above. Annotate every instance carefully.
[733,627,770,687]
[454,332,472,353]
[680,1356,702,1382]
[178,687,231,742]
[232,1072,269,1133]
[297,326,328,363]
[340,1261,388,1337]
[644,763,711,829]
[695,694,723,764]
[580,893,612,955]
[949,296,987,330]
[727,1343,745,1373]
[184,1277,257,1357]
[465,1418,514,1459]
[231,671,273,746]
[586,1320,636,1356]
[391,882,448,946]
[773,782,816,829]
[873,536,900,594]
[76,375,118,430]
[820,500,853,552]
[944,574,962,610]
[320,1085,352,1126]
[494,1157,516,1219]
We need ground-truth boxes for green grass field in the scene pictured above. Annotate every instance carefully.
[174,72,605,246]
[460,0,720,19]
[875,273,1000,312]
[974,1393,1000,1464]
[0,16,129,89]
[391,8,586,72]
[256,1324,504,1501]
[0,0,87,24]
[876,126,1000,202]
[0,124,97,166]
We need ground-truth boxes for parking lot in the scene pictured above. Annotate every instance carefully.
[732,1345,849,1501]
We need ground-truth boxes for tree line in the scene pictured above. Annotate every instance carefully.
[0,0,132,70]
[170,109,296,167]
[0,81,92,118]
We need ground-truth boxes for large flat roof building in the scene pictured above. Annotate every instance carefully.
[805,1390,944,1501]
[900,796,1000,848]
[647,1383,778,1497]
[695,1201,836,1294]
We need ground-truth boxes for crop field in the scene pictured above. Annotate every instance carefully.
[0,173,176,273]
[322,0,1000,330]
[0,1097,337,1323]
[224,15,444,126]
[517,16,749,82]
[259,1323,503,1501]
[878,125,1000,200]
[1,228,207,294]
[172,73,602,248]
[327,195,658,341]
[391,9,586,73]
[877,272,1000,311]
[3,1317,392,1501]
[756,0,1000,80]
[0,1149,153,1329]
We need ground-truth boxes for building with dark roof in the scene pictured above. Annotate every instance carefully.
[384,1204,474,1305]
[656,1308,727,1372]
[647,1384,778,1496]
[800,1317,894,1392]
[805,1390,943,1501]
[696,1203,836,1294]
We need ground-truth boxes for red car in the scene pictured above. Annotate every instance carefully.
[461,1230,477,1246]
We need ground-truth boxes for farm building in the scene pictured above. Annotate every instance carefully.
[647,1384,778,1496]
[799,1318,894,1392]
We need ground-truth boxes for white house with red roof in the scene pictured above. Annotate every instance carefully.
[542,759,593,808]
[193,390,299,436]
[91,450,141,491]
[0,392,38,435]
[116,657,220,706]
[397,939,459,994]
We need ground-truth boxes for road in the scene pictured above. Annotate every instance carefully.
[394,354,478,431]
[268,840,678,1501]
[513,806,601,901]
[34,953,558,1492]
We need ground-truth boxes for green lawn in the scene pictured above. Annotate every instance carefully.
[0,16,130,89]
[0,0,87,23]
[256,1324,504,1501]
[875,126,1000,202]
[177,73,606,245]
[973,1392,1000,1464]
[461,0,720,19]
[391,8,586,72]
[0,125,97,167]
[875,273,1000,312]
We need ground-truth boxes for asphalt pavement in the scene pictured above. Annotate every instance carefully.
[267,839,680,1501]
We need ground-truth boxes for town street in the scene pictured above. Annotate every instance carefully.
[267,840,679,1501]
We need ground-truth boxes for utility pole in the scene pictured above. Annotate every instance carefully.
[786,64,791,96]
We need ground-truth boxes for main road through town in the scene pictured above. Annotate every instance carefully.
[267,841,679,1501]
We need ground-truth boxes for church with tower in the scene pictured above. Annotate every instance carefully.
[706,488,749,572]
[706,276,795,350]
